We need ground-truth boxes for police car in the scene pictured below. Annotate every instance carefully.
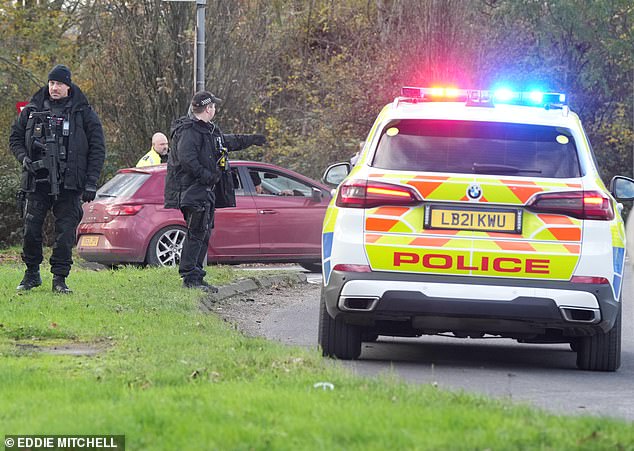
[319,87,634,371]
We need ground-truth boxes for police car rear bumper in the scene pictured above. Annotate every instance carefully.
[323,271,620,338]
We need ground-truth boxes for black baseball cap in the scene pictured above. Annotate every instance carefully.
[191,91,223,107]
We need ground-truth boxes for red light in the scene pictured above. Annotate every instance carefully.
[526,191,613,220]
[336,179,422,209]
[106,204,143,216]
[332,264,372,272]
[570,276,610,284]
[428,87,460,98]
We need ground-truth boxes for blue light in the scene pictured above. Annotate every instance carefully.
[527,91,544,104]
[493,88,515,103]
[399,86,567,107]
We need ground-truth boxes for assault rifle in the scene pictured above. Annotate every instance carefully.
[28,112,68,199]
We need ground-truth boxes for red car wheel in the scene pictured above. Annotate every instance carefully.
[146,225,187,267]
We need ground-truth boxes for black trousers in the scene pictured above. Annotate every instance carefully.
[22,185,83,277]
[179,204,213,281]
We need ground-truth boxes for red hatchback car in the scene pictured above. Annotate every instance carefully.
[76,161,332,271]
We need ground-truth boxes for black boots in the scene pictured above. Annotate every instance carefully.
[183,278,218,293]
[17,270,72,294]
[52,275,72,294]
[16,269,42,291]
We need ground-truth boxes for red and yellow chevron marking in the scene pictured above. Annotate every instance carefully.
[494,241,536,252]
[363,200,582,279]
[365,206,581,244]
[367,173,582,206]
[373,206,411,216]
[366,217,401,232]
[537,213,575,225]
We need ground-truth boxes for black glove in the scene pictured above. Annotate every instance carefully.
[22,156,36,174]
[252,134,266,146]
[82,185,97,203]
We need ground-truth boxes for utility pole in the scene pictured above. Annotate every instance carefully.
[194,0,206,92]
[163,0,206,93]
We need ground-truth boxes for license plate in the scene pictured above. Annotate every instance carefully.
[80,235,100,247]
[424,205,522,233]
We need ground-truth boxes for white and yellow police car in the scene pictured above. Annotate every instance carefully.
[320,87,634,371]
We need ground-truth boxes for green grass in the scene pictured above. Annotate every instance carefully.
[1,258,633,450]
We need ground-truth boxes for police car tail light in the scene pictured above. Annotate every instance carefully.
[570,276,610,284]
[336,179,421,208]
[332,264,372,272]
[106,204,144,216]
[526,191,614,220]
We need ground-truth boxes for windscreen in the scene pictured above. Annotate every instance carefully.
[372,120,581,178]
[97,173,150,199]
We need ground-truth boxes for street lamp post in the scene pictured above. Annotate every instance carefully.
[163,0,206,93]
[194,0,206,92]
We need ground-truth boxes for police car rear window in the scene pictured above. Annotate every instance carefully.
[372,120,581,178]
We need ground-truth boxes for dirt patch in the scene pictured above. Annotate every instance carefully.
[14,340,109,356]
[0,252,21,265]
[212,285,293,337]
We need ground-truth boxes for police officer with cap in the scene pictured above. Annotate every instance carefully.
[9,64,106,293]
[164,90,265,291]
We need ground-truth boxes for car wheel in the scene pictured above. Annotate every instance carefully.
[299,262,322,273]
[361,332,379,343]
[146,225,187,267]
[318,290,361,360]
[576,301,621,371]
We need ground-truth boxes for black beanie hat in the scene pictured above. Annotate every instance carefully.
[48,64,72,86]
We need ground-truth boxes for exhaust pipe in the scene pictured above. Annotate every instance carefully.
[339,296,379,312]
[560,307,600,323]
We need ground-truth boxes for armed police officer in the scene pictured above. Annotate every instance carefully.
[164,91,265,291]
[9,64,106,293]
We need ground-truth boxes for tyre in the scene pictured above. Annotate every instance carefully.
[146,225,187,267]
[299,262,322,273]
[361,332,379,343]
[318,290,362,360]
[576,302,621,371]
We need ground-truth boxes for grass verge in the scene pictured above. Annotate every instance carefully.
[0,260,632,450]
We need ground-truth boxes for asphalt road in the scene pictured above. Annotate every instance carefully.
[251,260,634,422]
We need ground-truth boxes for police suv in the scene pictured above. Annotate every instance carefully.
[320,87,634,371]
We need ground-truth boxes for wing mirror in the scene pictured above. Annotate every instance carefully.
[610,176,634,201]
[322,162,351,188]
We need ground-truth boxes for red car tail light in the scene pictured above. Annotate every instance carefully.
[106,204,144,216]
[336,179,422,209]
[526,190,614,220]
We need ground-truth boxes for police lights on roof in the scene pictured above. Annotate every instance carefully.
[400,86,566,107]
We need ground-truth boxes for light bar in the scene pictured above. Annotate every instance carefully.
[400,86,567,107]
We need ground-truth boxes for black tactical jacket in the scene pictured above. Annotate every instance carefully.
[9,84,106,192]
[164,116,260,209]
